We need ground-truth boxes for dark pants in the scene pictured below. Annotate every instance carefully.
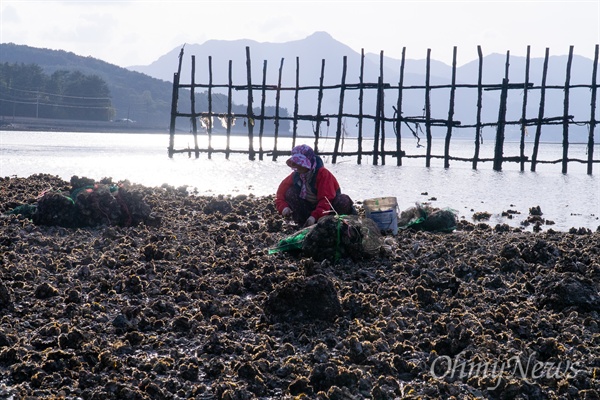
[284,185,355,224]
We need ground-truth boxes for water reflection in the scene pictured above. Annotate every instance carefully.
[1,131,598,231]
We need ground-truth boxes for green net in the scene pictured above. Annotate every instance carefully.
[7,204,38,219]
[398,203,458,232]
[268,226,313,254]
[269,215,383,262]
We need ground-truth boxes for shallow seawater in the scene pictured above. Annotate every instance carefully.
[1,130,598,231]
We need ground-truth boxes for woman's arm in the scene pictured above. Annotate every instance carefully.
[275,173,294,214]
[311,169,340,220]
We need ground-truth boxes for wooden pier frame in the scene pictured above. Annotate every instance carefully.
[168,45,600,174]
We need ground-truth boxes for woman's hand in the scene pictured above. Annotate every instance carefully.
[304,216,316,227]
[282,207,292,218]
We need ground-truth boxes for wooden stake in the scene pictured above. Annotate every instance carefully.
[190,55,199,158]
[245,46,255,161]
[561,46,574,174]
[373,76,382,165]
[519,46,531,172]
[425,49,432,167]
[395,47,406,166]
[293,57,300,148]
[332,56,347,164]
[168,47,184,158]
[259,60,267,161]
[226,60,232,160]
[531,48,550,172]
[272,58,284,161]
[168,71,179,158]
[357,49,365,165]
[314,59,326,153]
[379,51,386,166]
[588,44,598,175]
[208,56,213,159]
[473,45,483,170]
[444,47,457,169]
[493,51,511,171]
[494,76,509,171]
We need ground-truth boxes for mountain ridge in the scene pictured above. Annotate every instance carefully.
[2,33,598,141]
[127,33,597,141]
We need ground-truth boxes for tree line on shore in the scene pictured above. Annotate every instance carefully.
[0,63,114,122]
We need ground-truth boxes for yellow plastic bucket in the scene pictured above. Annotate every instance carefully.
[363,197,399,235]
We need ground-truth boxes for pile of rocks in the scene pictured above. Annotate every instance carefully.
[0,174,598,399]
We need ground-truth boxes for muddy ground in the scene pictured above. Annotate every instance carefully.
[0,174,598,399]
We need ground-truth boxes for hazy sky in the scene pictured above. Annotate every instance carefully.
[1,0,599,68]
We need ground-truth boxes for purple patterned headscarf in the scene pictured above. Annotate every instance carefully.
[286,145,316,199]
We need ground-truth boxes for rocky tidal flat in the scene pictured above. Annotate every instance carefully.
[0,174,599,399]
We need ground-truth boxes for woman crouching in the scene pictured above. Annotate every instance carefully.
[275,144,355,227]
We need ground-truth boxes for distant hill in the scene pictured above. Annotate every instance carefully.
[0,43,179,131]
[0,43,285,134]
[3,35,598,142]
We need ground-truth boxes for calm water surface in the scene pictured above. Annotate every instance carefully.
[1,130,598,232]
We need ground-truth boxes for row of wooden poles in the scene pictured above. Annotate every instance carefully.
[168,45,599,174]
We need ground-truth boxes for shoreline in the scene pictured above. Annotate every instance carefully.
[0,174,599,399]
[2,169,598,235]
[3,121,597,145]
[0,117,167,134]
[0,118,305,138]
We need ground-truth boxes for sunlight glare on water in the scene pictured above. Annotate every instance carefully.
[1,130,599,232]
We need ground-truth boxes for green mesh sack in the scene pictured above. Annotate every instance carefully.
[302,215,383,262]
[269,215,383,262]
[7,204,38,219]
[268,226,313,254]
[398,203,457,232]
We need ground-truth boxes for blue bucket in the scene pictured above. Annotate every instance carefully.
[364,197,399,235]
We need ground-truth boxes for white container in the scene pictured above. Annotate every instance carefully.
[363,197,399,235]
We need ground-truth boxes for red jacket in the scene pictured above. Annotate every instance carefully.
[275,167,341,221]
